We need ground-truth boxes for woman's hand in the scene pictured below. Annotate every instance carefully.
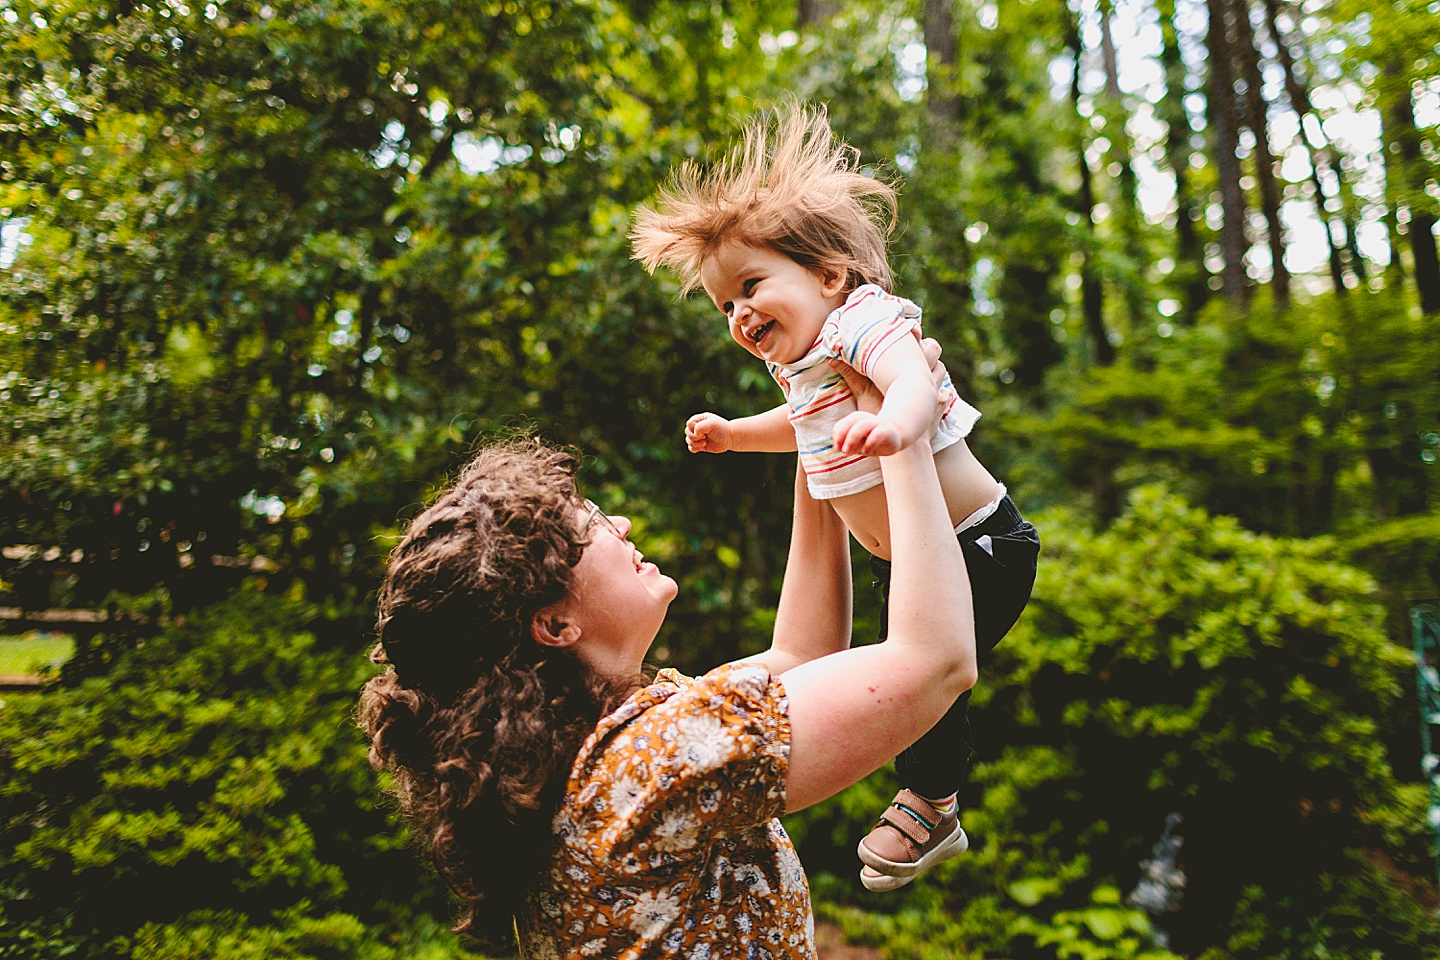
[828,337,948,429]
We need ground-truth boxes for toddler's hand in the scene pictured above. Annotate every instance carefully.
[686,412,732,453]
[833,411,907,457]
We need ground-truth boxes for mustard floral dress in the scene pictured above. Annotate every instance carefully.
[517,662,815,959]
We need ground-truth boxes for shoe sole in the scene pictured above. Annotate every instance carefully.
[857,825,969,891]
[860,866,913,892]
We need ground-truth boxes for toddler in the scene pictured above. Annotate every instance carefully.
[631,104,1039,891]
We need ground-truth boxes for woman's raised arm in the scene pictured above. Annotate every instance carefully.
[778,405,976,814]
[736,462,853,675]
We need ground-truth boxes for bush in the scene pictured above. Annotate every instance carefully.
[0,588,463,959]
[796,488,1436,958]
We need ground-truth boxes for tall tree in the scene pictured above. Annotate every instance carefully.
[1386,87,1440,312]
[970,3,1068,391]
[797,0,838,28]
[1067,9,1114,366]
[923,0,962,130]
[1157,0,1211,321]
[1262,0,1351,296]
[1097,0,1150,329]
[1344,0,1440,309]
[1206,0,1251,303]
[1232,0,1291,310]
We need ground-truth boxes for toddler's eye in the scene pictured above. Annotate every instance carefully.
[742,278,759,294]
[721,301,734,316]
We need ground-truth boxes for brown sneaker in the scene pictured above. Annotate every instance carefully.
[856,789,969,892]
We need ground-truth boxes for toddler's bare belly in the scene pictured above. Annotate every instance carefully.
[831,440,1003,561]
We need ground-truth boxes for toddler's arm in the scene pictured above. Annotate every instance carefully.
[686,403,796,454]
[832,334,939,457]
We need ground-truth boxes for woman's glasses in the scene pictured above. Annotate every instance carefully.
[582,500,626,541]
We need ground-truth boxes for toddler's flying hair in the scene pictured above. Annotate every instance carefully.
[631,102,898,294]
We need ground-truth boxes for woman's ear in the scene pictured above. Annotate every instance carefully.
[530,603,582,649]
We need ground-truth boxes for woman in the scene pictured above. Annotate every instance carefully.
[358,352,976,959]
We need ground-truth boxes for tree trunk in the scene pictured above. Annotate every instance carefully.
[1068,11,1113,365]
[1385,204,1407,283]
[1206,0,1249,304]
[1343,216,1369,284]
[923,0,961,131]
[1157,0,1209,320]
[797,0,838,28]
[1232,0,1290,310]
[1262,0,1348,296]
[1384,63,1440,311]
[976,41,1063,390]
[1098,1,1123,102]
[917,0,976,398]
[1414,213,1440,312]
[1098,1,1149,327]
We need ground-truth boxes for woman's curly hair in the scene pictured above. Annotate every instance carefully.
[356,439,634,949]
[630,101,898,294]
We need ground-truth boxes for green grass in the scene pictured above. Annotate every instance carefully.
[0,633,75,677]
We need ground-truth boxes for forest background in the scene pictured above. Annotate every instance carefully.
[1,0,1438,957]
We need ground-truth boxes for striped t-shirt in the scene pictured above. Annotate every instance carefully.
[768,285,981,500]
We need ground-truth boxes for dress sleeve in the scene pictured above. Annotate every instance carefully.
[562,663,791,863]
[822,285,923,379]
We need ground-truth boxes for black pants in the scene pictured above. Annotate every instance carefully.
[871,496,1039,805]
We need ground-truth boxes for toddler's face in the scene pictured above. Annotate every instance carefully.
[699,243,847,366]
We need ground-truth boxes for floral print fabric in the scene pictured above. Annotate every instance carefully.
[517,662,815,959]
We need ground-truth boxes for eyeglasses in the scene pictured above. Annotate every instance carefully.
[582,500,626,542]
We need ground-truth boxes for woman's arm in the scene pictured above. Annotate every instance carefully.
[734,463,853,675]
[735,339,949,676]
[779,358,976,814]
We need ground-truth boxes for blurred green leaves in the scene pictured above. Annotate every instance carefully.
[794,487,1435,958]
[0,589,454,960]
[1,0,1436,956]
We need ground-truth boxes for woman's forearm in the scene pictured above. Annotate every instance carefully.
[879,444,975,689]
[779,442,975,813]
[739,463,852,674]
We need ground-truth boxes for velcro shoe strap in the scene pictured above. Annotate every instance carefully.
[893,789,942,822]
[878,805,933,848]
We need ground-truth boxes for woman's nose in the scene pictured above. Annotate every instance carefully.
[614,515,633,538]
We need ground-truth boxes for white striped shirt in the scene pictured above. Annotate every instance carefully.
[767,285,980,500]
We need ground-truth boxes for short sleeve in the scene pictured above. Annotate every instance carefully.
[821,285,923,379]
[561,662,791,864]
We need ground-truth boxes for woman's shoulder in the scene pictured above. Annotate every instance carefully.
[567,660,791,806]
[531,661,804,956]
[584,661,787,753]
[652,661,780,696]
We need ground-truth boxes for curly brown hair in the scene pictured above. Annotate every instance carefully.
[356,439,635,949]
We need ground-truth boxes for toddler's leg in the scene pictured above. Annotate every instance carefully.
[859,502,1038,891]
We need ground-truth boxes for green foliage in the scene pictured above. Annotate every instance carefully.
[0,589,450,959]
[1016,886,1180,960]
[793,487,1433,958]
[993,488,1434,956]
[128,909,486,960]
[1011,288,1440,638]
[1,0,1435,954]
[1020,289,1439,533]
